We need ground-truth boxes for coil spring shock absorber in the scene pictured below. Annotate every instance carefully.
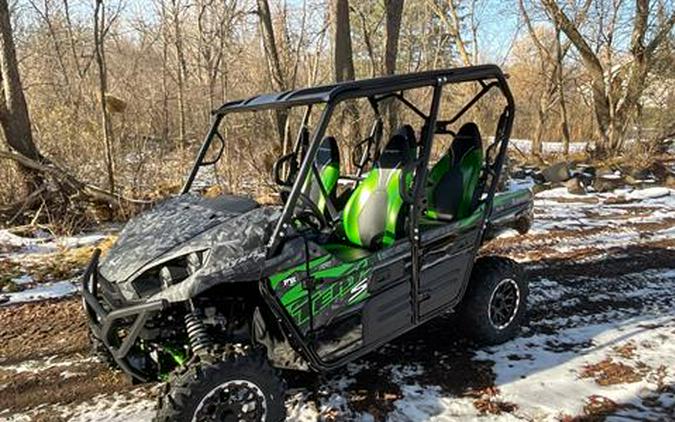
[184,312,212,355]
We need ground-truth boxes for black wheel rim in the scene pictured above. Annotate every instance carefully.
[488,278,520,330]
[193,380,267,422]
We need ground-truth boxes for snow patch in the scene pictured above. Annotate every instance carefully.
[1,279,78,306]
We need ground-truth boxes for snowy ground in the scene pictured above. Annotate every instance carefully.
[1,185,673,421]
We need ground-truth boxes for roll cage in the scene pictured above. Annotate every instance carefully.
[180,64,515,258]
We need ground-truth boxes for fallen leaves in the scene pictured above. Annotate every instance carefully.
[579,358,648,386]
[613,341,636,359]
[471,386,518,415]
[582,395,622,418]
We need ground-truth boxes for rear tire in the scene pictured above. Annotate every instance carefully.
[458,256,527,345]
[155,350,286,422]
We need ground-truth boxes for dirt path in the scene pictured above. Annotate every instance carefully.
[1,187,674,421]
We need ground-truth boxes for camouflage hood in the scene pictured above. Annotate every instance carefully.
[99,194,272,285]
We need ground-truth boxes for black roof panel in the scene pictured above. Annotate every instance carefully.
[213,64,506,115]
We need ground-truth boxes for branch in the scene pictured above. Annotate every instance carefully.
[541,0,604,80]
[447,0,473,66]
[631,0,649,56]
[0,150,152,208]
[0,183,47,221]
[645,10,675,57]
[518,0,553,62]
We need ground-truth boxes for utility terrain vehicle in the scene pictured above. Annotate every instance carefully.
[82,65,533,421]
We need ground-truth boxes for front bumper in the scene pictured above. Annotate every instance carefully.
[81,249,167,381]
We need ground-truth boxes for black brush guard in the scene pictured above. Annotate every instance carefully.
[81,248,167,381]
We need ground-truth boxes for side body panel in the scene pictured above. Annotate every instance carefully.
[417,209,484,319]
[267,239,414,362]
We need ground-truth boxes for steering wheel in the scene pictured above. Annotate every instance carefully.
[280,187,329,231]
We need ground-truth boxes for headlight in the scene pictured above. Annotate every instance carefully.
[159,265,189,289]
[132,251,208,297]
[187,252,203,275]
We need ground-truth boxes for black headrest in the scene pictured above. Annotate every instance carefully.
[316,136,339,166]
[451,123,482,165]
[378,130,415,169]
[394,124,416,146]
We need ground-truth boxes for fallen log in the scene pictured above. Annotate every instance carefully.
[0,150,153,225]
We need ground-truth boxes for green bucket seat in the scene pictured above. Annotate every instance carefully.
[426,122,483,220]
[342,126,416,249]
[301,136,340,214]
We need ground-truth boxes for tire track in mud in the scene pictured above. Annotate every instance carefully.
[0,299,141,419]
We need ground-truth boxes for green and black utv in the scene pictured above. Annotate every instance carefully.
[82,65,533,421]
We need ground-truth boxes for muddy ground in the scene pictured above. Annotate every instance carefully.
[1,187,674,421]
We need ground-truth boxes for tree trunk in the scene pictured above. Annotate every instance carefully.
[447,0,472,67]
[332,0,358,171]
[384,0,404,131]
[555,26,571,157]
[0,0,41,192]
[256,0,287,144]
[171,0,188,148]
[541,0,674,157]
[332,0,355,83]
[94,0,115,194]
[533,102,545,158]
[160,1,170,142]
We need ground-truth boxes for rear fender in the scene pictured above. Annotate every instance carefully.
[484,189,533,239]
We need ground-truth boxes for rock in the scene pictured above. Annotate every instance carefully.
[531,183,551,195]
[579,166,596,176]
[593,174,625,192]
[531,172,546,184]
[510,168,529,179]
[542,162,571,183]
[0,295,8,305]
[628,166,652,181]
[565,176,586,195]
[665,174,675,189]
[572,165,596,187]
[605,195,638,205]
[647,161,670,181]
[624,174,639,185]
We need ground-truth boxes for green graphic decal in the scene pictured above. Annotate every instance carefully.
[269,255,331,289]
[270,255,372,328]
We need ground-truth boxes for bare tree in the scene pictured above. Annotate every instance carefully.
[554,25,571,156]
[332,0,355,82]
[169,0,188,147]
[27,0,73,100]
[94,0,116,194]
[354,4,381,78]
[0,0,41,192]
[157,0,170,142]
[520,0,589,157]
[384,0,404,76]
[384,0,404,129]
[426,0,479,67]
[256,0,288,142]
[542,0,675,155]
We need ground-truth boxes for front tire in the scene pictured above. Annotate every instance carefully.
[155,350,286,422]
[458,256,528,345]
